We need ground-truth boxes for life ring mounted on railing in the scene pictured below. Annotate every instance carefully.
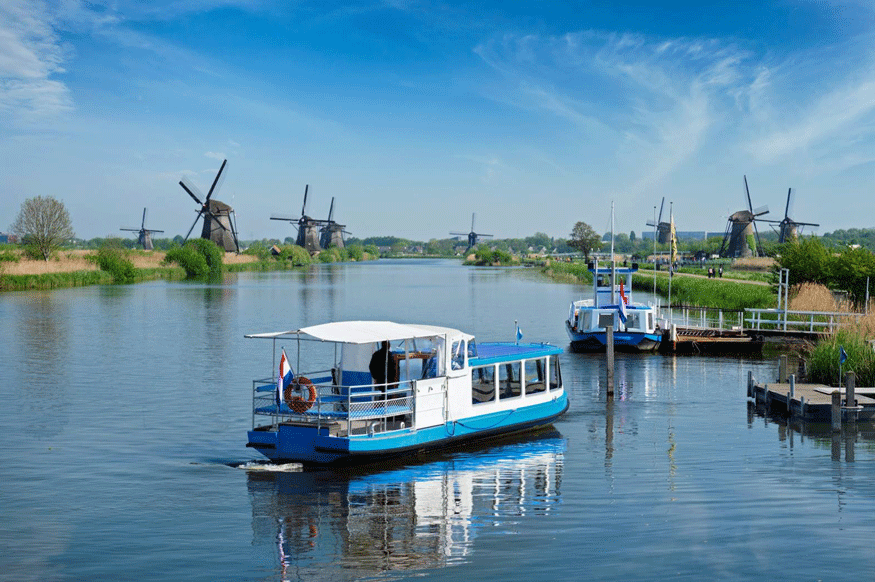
[284,376,316,413]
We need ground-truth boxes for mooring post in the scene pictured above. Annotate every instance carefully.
[747,370,753,394]
[846,371,856,407]
[789,373,795,398]
[778,355,788,383]
[831,391,842,432]
[606,326,614,396]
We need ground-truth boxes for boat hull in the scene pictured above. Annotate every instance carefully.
[247,393,569,466]
[566,324,661,353]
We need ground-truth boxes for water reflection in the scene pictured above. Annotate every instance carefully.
[747,402,875,462]
[247,432,565,578]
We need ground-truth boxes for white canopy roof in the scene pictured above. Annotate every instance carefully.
[246,321,473,345]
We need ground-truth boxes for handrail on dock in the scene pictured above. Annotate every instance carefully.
[744,308,862,333]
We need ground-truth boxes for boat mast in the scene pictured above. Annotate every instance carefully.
[610,201,616,304]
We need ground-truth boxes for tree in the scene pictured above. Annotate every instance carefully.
[569,222,602,262]
[11,196,75,260]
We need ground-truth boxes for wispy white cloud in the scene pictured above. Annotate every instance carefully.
[0,0,74,122]
[474,31,751,198]
[204,151,225,161]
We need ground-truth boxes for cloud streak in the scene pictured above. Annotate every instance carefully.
[0,0,73,122]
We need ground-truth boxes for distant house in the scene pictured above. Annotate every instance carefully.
[0,232,13,244]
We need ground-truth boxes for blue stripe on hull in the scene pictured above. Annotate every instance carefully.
[247,393,569,465]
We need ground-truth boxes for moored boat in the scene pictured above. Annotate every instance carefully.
[246,321,568,465]
[566,263,661,352]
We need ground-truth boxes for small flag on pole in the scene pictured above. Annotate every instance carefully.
[516,325,523,344]
[277,348,294,406]
[839,346,848,365]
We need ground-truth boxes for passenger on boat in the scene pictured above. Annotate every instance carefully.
[369,341,398,392]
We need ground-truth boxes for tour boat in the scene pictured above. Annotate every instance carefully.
[245,321,569,465]
[566,263,662,352]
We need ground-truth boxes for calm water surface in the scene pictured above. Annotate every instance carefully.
[2,259,874,581]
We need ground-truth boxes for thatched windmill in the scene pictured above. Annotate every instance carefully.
[319,197,350,249]
[718,175,769,258]
[645,197,672,243]
[450,213,493,253]
[120,208,164,250]
[178,159,240,253]
[271,185,324,253]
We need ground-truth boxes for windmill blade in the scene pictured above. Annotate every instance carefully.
[471,213,476,233]
[450,232,468,237]
[327,197,335,223]
[477,233,494,238]
[141,208,147,229]
[744,175,754,214]
[793,221,820,227]
[145,229,165,234]
[657,197,665,223]
[120,228,140,232]
[271,215,298,222]
[180,177,205,205]
[646,219,657,227]
[301,185,309,218]
[784,188,793,220]
[205,159,227,202]
[753,205,769,216]
[183,211,204,242]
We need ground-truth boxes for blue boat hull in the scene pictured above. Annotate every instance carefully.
[567,325,661,353]
[247,393,570,466]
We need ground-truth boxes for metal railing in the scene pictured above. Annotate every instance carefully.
[660,305,745,331]
[744,309,863,333]
[251,374,419,437]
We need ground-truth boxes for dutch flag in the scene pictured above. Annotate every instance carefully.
[618,282,628,324]
[277,348,294,406]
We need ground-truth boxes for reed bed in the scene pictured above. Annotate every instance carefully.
[633,272,775,310]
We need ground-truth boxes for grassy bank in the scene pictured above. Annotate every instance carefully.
[634,271,775,309]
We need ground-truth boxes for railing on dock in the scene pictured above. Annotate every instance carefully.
[660,305,745,331]
[744,309,863,333]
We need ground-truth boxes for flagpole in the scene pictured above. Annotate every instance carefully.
[668,202,673,312]
[515,319,518,345]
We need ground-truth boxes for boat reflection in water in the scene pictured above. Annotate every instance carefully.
[246,430,565,577]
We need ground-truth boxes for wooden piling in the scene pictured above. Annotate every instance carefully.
[779,355,788,383]
[606,326,614,396]
[846,371,856,407]
[832,391,841,432]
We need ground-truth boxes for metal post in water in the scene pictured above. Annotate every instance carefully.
[831,391,842,432]
[779,355,788,383]
[846,371,856,408]
[606,325,614,396]
[789,373,795,398]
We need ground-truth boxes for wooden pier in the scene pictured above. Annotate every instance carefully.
[660,326,763,354]
[747,372,875,423]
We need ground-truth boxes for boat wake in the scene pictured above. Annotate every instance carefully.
[234,461,304,472]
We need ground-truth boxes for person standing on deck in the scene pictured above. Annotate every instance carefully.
[369,341,398,391]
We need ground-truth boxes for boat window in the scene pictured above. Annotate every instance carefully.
[525,358,546,395]
[648,312,654,331]
[467,340,477,358]
[626,311,641,330]
[580,310,592,331]
[472,365,496,405]
[549,356,561,391]
[451,340,465,370]
[499,362,521,399]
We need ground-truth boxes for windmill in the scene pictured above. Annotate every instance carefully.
[645,197,672,243]
[450,213,493,253]
[270,185,325,253]
[178,159,240,253]
[319,197,350,250]
[773,187,819,243]
[120,208,164,250]
[718,175,770,258]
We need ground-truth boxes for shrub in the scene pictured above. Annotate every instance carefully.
[163,239,224,279]
[94,241,138,284]
[346,244,364,262]
[279,245,311,266]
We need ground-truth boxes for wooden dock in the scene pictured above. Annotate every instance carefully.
[660,326,763,354]
[747,375,875,422]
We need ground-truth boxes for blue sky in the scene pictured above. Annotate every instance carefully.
[2,1,874,242]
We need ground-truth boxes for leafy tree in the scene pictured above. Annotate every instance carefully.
[163,238,224,279]
[11,196,75,260]
[569,222,602,262]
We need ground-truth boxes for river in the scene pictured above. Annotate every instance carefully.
[1,259,873,581]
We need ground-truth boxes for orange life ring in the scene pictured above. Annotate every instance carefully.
[284,376,316,413]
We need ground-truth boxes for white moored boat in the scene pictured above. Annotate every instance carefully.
[246,321,569,465]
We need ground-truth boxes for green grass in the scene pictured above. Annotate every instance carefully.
[633,271,775,309]
[807,329,875,387]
